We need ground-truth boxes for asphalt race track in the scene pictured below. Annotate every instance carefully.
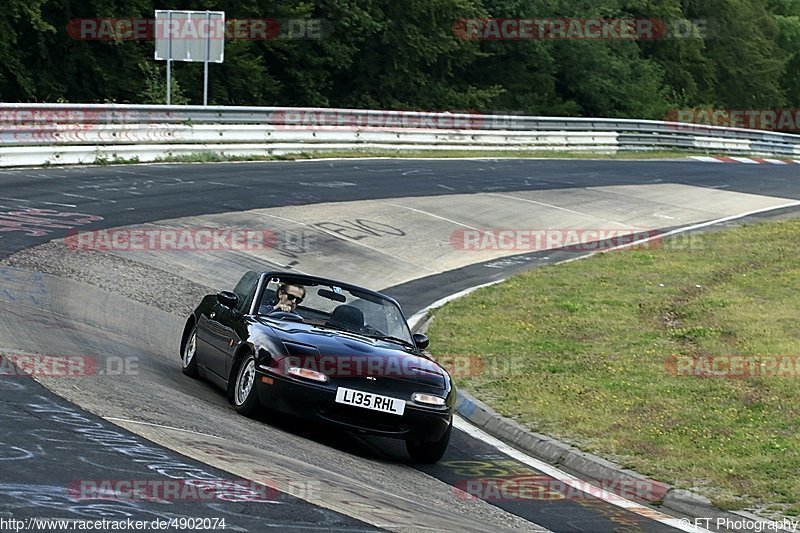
[0,367,379,532]
[1,158,798,532]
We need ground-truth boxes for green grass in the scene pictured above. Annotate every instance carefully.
[94,154,141,165]
[428,220,800,512]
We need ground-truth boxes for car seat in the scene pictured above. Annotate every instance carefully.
[327,304,364,332]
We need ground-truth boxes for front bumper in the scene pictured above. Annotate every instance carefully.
[255,370,452,441]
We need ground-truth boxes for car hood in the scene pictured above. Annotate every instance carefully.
[262,321,445,388]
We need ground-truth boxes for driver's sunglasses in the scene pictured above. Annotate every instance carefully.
[283,292,303,304]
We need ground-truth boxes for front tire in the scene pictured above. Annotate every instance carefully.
[406,418,452,463]
[181,325,199,378]
[232,353,261,416]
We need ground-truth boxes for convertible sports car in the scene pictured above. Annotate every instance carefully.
[179,271,455,463]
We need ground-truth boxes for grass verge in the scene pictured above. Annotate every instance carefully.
[143,148,727,163]
[428,219,800,513]
[31,148,771,167]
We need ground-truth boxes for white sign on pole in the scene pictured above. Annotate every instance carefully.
[154,10,225,105]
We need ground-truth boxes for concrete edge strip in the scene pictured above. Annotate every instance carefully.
[691,156,800,165]
[409,201,800,533]
[107,418,544,533]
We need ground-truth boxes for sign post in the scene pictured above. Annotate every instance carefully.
[154,10,225,105]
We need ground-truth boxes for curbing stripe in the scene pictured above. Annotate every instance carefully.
[452,415,712,533]
[690,156,724,163]
[690,156,799,165]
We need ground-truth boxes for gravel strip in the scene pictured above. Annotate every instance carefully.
[1,239,213,317]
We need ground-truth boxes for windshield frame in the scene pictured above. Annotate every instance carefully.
[253,272,414,343]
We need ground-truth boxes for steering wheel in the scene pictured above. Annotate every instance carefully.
[266,310,304,322]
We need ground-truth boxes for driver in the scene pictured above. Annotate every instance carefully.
[260,283,306,314]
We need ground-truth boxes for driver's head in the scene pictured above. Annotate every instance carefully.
[277,283,306,310]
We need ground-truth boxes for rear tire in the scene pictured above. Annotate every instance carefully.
[406,418,452,463]
[181,325,199,378]
[232,353,261,416]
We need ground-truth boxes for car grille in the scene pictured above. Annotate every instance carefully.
[317,404,410,434]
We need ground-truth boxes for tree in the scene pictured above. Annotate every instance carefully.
[769,0,800,106]
[686,0,787,107]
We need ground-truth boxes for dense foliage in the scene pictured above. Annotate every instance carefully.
[1,0,798,119]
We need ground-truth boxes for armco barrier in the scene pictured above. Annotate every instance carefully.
[1,103,799,167]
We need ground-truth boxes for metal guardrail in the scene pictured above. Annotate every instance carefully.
[0,103,798,166]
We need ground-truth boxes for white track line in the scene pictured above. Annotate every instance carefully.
[408,280,504,330]
[380,202,481,230]
[454,417,711,532]
[104,417,225,439]
[593,200,800,254]
[60,192,117,203]
[487,193,631,228]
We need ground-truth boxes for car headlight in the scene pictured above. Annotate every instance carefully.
[287,367,329,382]
[412,393,446,406]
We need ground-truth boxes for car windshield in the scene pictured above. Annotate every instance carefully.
[258,276,413,343]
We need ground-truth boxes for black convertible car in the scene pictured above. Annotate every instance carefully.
[180,271,455,463]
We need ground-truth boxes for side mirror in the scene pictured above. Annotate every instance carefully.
[412,333,429,350]
[217,290,239,309]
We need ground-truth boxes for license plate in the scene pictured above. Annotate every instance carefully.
[335,387,406,416]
